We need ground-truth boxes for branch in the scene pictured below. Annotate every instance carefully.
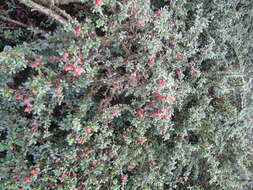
[0,15,29,28]
[18,0,68,25]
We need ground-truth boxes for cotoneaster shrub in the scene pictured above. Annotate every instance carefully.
[0,0,252,190]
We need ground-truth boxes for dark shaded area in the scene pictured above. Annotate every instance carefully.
[110,91,135,106]
[93,85,108,102]
[0,150,7,159]
[0,129,7,141]
[150,0,170,9]
[188,132,199,145]
[95,27,106,37]
[25,153,35,165]
[52,103,68,120]
[48,122,69,144]
[200,59,213,72]
[7,67,34,89]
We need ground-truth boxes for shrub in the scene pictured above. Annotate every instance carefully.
[0,0,252,189]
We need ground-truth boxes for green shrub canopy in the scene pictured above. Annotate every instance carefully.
[0,0,252,189]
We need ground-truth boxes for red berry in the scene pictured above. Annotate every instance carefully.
[74,66,82,76]
[125,60,131,64]
[170,39,176,46]
[33,61,42,67]
[136,109,143,115]
[60,173,66,178]
[136,20,143,25]
[166,106,172,113]
[24,106,32,113]
[56,86,61,91]
[85,149,91,154]
[25,177,31,183]
[152,91,160,96]
[111,25,116,30]
[63,52,69,58]
[137,138,146,143]
[127,165,132,169]
[74,27,81,33]
[24,98,30,104]
[162,114,169,120]
[74,156,78,161]
[84,128,92,133]
[177,55,182,61]
[18,187,23,190]
[17,95,23,100]
[131,9,137,15]
[147,57,153,64]
[30,169,37,175]
[83,137,87,141]
[152,112,159,117]
[76,139,82,144]
[35,74,43,78]
[103,34,109,38]
[55,93,62,97]
[66,157,70,161]
[121,175,128,181]
[63,65,74,71]
[159,95,166,101]
[159,80,166,86]
[76,57,82,62]
[91,161,97,166]
[155,10,161,16]
[173,99,178,104]
[96,0,103,5]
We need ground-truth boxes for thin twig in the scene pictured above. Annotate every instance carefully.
[18,0,68,25]
[0,15,29,28]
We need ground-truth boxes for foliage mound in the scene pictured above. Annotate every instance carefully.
[0,0,252,189]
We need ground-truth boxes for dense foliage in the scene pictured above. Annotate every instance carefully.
[0,0,252,189]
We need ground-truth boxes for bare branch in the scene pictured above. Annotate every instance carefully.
[18,0,68,25]
[0,15,29,28]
